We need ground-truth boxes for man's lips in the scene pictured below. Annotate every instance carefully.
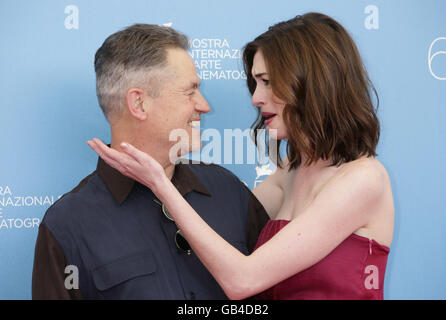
[188,120,201,128]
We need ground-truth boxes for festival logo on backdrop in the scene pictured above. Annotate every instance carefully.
[0,185,61,230]
[189,38,246,81]
[161,22,246,81]
[254,163,275,187]
[428,37,446,80]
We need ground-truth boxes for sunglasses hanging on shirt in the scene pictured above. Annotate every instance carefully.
[153,198,191,255]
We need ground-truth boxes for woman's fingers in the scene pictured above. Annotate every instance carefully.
[87,138,166,190]
[87,139,136,177]
[87,140,121,168]
[91,138,122,161]
[120,141,164,174]
[120,142,148,164]
[92,139,141,165]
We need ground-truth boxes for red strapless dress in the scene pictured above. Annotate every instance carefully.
[253,219,390,300]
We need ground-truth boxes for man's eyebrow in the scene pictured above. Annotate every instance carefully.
[184,81,200,90]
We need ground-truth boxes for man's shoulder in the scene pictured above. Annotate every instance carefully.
[185,161,245,185]
[182,161,253,203]
[42,170,102,227]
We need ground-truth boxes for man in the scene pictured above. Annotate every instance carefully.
[32,24,269,299]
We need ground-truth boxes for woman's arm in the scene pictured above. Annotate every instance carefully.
[88,139,386,300]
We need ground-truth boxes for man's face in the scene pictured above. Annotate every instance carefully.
[147,48,210,158]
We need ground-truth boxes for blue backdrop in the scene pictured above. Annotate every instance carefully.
[0,0,445,299]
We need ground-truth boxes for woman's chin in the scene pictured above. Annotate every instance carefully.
[266,127,287,140]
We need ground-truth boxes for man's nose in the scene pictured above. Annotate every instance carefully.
[195,90,211,114]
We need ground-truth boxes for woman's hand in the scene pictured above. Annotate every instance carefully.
[87,138,168,193]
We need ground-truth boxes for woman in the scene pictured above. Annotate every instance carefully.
[88,13,394,300]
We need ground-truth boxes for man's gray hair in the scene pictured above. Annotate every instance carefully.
[94,24,189,121]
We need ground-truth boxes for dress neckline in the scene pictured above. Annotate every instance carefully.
[266,219,390,252]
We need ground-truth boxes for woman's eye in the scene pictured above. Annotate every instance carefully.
[262,79,270,85]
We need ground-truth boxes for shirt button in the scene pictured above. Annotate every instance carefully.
[189,291,196,300]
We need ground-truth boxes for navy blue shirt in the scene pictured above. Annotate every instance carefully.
[32,158,269,299]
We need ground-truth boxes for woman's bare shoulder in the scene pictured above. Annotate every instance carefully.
[338,157,389,181]
[328,157,391,207]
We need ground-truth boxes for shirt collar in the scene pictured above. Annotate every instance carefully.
[96,157,211,205]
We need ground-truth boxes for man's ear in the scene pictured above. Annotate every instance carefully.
[126,88,150,121]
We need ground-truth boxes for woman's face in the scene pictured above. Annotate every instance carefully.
[251,50,288,140]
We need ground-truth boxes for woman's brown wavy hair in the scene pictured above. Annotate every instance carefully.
[243,13,380,170]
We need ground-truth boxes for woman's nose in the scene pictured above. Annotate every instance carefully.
[251,86,265,108]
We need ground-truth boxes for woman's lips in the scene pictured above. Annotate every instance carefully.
[265,116,276,126]
[262,112,276,126]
